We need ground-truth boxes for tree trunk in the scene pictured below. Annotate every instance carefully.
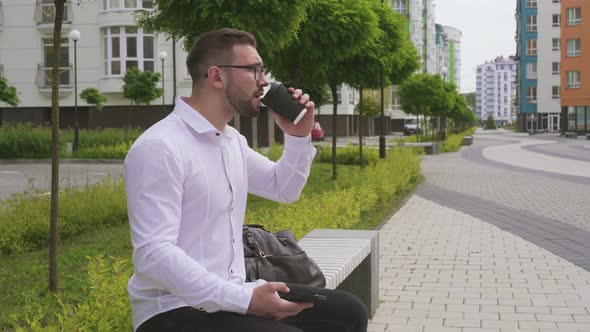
[49,0,66,294]
[358,88,364,167]
[330,83,338,180]
[126,102,132,141]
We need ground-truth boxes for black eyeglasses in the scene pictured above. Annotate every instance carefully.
[204,64,267,81]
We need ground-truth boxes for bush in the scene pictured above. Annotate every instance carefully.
[0,124,142,159]
[10,256,133,331]
[441,128,477,153]
[247,147,421,239]
[484,115,496,130]
[315,145,380,166]
[0,179,127,256]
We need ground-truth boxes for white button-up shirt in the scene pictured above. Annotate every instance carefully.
[124,97,316,330]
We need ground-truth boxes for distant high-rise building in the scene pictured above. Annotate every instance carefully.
[515,0,539,131]
[475,56,517,125]
[561,0,589,133]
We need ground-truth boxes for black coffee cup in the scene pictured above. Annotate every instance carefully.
[261,82,307,124]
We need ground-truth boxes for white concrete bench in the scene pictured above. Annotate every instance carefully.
[299,229,379,318]
[462,136,473,146]
[395,141,440,155]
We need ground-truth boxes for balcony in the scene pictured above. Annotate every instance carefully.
[0,1,3,29]
[36,63,72,90]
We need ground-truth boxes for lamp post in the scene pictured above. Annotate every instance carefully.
[379,0,386,159]
[441,66,448,82]
[69,29,80,152]
[159,51,167,110]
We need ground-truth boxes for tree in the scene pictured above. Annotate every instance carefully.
[135,0,314,62]
[335,0,419,164]
[463,92,476,110]
[122,67,162,140]
[48,0,66,294]
[0,76,19,106]
[398,73,448,141]
[271,0,381,179]
[80,87,108,111]
[485,114,496,130]
[354,90,380,166]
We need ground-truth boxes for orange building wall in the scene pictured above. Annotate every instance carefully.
[561,0,590,106]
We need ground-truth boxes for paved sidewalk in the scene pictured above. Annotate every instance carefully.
[369,130,590,332]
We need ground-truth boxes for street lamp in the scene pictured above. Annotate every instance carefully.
[441,66,448,82]
[159,50,167,110]
[69,29,80,152]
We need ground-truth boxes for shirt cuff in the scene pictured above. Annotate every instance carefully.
[220,282,254,315]
[284,134,315,154]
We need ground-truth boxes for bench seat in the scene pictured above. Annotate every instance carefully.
[299,229,379,317]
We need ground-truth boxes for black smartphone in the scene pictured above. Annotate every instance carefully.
[278,291,328,303]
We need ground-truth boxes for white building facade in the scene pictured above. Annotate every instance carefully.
[475,56,517,125]
[0,0,190,109]
[536,0,561,131]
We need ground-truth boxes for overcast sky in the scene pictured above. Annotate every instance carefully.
[434,0,517,93]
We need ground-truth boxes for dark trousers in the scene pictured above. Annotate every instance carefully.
[136,285,368,332]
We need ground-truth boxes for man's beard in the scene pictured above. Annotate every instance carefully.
[225,83,260,118]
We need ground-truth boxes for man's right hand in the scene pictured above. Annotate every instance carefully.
[246,282,313,320]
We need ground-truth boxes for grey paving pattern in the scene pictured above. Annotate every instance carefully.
[369,195,590,332]
[369,129,590,331]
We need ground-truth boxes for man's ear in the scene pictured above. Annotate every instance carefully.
[206,67,224,88]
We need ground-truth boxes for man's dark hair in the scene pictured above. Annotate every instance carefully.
[186,28,257,86]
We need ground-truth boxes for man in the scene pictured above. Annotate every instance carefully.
[124,28,368,332]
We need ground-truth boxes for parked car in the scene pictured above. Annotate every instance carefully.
[311,122,325,141]
[403,118,422,136]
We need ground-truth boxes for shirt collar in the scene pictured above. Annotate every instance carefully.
[174,97,232,140]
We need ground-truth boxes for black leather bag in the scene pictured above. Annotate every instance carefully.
[243,224,326,288]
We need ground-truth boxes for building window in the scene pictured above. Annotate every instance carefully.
[39,38,71,87]
[103,0,153,10]
[526,86,537,103]
[526,63,537,79]
[552,62,560,75]
[553,0,560,3]
[526,39,537,56]
[552,38,560,51]
[567,7,581,26]
[526,15,537,32]
[36,0,71,24]
[390,0,407,16]
[552,14,560,27]
[526,0,537,8]
[552,86,560,99]
[103,26,155,76]
[567,71,580,89]
[566,39,581,57]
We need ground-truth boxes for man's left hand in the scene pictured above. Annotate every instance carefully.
[272,87,315,138]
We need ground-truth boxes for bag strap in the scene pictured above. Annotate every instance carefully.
[243,225,272,258]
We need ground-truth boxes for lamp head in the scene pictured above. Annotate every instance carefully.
[69,30,80,41]
[159,51,168,61]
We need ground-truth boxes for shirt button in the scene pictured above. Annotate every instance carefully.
[199,307,204,311]
[232,238,235,243]
[215,132,220,136]
[230,269,234,274]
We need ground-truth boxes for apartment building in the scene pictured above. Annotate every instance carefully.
[561,0,589,133]
[516,0,538,131]
[537,0,562,131]
[475,56,517,125]
[435,24,462,87]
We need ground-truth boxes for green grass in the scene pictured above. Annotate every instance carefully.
[0,224,133,331]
